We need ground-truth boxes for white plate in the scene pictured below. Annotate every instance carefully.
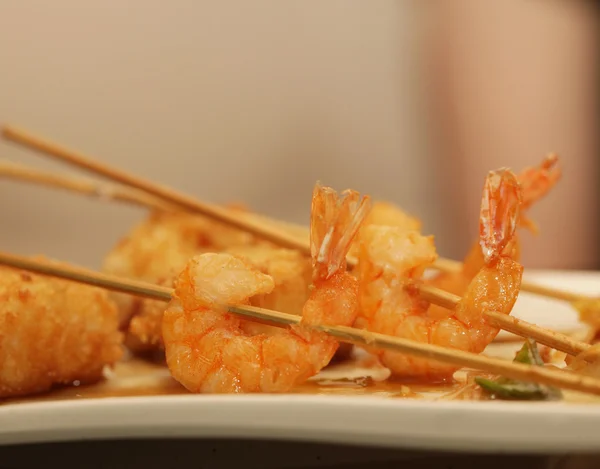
[1,270,599,453]
[497,270,597,339]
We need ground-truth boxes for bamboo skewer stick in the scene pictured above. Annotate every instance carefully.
[2,125,309,254]
[3,124,590,306]
[416,284,590,356]
[0,160,171,211]
[0,160,311,241]
[0,251,598,397]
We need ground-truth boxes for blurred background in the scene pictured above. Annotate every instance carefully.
[0,0,598,270]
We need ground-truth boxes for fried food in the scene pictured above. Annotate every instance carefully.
[162,183,369,393]
[0,260,122,398]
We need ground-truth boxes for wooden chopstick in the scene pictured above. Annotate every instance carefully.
[0,250,598,396]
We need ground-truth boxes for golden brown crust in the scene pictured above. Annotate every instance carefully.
[0,261,123,398]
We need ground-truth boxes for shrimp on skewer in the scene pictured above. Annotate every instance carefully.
[226,245,312,318]
[127,245,313,353]
[162,183,370,393]
[427,154,560,310]
[0,259,122,398]
[356,169,524,380]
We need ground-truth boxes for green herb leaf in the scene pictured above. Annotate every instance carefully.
[513,338,544,366]
[475,339,563,401]
[474,377,550,400]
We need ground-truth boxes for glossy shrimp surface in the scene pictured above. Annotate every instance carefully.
[357,169,524,380]
[0,260,123,398]
[162,184,369,393]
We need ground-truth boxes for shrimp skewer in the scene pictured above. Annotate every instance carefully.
[356,169,524,380]
[162,183,370,393]
[428,154,560,303]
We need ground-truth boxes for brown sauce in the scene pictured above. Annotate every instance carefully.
[1,357,457,405]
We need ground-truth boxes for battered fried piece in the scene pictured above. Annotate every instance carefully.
[0,260,123,398]
[125,276,175,353]
[103,207,255,330]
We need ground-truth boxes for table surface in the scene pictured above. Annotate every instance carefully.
[0,439,598,469]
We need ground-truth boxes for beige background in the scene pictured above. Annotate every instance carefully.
[0,1,441,269]
[0,1,597,270]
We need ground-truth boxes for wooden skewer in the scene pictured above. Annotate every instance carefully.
[2,125,310,254]
[416,284,590,356]
[0,251,598,397]
[0,160,311,242]
[3,124,589,306]
[0,160,171,211]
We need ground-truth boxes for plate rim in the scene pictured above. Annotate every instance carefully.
[2,394,600,453]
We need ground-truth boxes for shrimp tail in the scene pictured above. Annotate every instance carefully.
[479,169,522,265]
[517,153,561,233]
[310,182,370,279]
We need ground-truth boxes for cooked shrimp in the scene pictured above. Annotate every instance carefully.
[357,169,524,380]
[226,245,311,317]
[162,184,369,393]
[0,259,122,398]
[225,245,312,337]
[427,155,559,311]
[129,244,313,352]
[517,153,561,233]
